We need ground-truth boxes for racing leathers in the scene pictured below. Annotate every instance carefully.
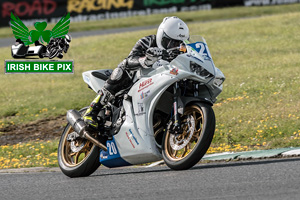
[83,35,163,129]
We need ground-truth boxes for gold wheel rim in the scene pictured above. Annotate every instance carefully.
[61,125,94,167]
[165,105,204,161]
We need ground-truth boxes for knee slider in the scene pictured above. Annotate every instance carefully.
[110,67,123,82]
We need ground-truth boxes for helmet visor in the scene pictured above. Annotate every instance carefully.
[161,32,182,49]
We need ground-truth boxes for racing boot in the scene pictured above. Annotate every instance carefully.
[83,88,114,130]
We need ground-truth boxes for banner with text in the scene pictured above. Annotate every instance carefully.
[1,0,300,27]
[5,60,74,74]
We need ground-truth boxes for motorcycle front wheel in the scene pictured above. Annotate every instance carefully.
[162,103,215,170]
[58,107,101,178]
[49,48,59,59]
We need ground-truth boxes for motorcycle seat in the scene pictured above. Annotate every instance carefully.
[91,70,113,81]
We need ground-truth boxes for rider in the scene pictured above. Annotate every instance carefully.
[83,16,190,129]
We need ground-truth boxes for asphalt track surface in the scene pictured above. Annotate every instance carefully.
[1,157,300,200]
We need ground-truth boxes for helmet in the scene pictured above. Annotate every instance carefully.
[156,16,189,50]
[64,34,72,43]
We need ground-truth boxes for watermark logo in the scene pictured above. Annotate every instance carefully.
[5,60,73,74]
[5,12,73,74]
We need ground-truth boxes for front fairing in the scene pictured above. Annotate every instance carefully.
[138,36,225,102]
[184,35,219,79]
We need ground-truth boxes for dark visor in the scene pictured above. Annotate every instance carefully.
[161,32,182,49]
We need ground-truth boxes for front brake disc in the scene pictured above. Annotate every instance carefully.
[169,115,195,151]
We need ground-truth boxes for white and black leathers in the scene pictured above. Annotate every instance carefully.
[104,35,158,94]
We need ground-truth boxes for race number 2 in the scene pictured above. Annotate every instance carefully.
[195,42,212,59]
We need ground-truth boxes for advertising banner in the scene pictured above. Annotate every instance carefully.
[1,0,67,27]
[1,0,300,27]
[66,0,213,24]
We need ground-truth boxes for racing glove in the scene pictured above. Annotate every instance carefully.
[139,47,163,68]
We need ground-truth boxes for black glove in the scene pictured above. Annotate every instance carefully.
[139,47,163,68]
[146,47,163,57]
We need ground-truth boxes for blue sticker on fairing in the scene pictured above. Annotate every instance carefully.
[100,138,131,168]
[188,42,212,59]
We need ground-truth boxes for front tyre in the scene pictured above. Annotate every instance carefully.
[58,108,101,178]
[162,103,215,170]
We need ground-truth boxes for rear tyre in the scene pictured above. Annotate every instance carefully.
[58,107,101,178]
[38,51,44,58]
[38,46,46,58]
[162,103,215,170]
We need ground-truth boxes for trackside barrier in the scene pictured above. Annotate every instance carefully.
[1,0,300,27]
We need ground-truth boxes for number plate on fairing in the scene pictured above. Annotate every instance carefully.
[100,138,131,168]
[188,42,212,59]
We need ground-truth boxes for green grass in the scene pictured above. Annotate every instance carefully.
[0,4,300,38]
[0,140,58,169]
[0,6,300,168]
[208,12,300,151]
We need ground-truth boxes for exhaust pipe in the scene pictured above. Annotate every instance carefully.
[66,110,86,136]
[66,110,107,151]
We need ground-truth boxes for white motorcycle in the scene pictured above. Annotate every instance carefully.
[58,36,225,177]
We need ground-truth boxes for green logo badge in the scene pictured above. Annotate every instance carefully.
[10,12,70,45]
[5,13,74,74]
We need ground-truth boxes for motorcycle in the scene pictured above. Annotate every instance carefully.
[11,39,46,59]
[46,34,72,59]
[58,36,225,177]
[11,35,71,59]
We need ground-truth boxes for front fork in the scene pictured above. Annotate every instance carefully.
[171,81,200,133]
[172,82,181,133]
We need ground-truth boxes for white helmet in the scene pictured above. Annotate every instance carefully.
[156,16,189,50]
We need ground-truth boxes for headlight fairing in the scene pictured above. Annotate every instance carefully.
[213,67,225,87]
[190,61,213,78]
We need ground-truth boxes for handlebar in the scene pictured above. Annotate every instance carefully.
[162,47,183,62]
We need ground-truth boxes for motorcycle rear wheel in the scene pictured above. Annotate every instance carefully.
[162,103,215,170]
[58,107,101,177]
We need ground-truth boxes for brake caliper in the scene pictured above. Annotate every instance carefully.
[67,131,86,153]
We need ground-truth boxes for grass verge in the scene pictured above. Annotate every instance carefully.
[0,139,58,169]
[0,7,300,169]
